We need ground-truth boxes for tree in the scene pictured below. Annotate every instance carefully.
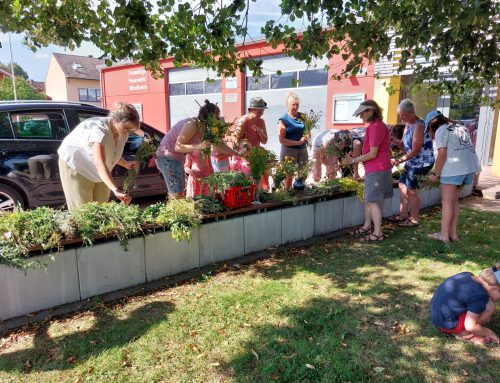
[0,77,48,100]
[1,0,498,95]
[0,62,29,80]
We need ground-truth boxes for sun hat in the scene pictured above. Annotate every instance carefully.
[424,110,442,129]
[352,103,376,117]
[249,97,268,109]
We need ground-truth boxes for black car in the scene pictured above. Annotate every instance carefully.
[0,101,166,211]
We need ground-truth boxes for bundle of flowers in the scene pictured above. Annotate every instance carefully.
[299,109,322,144]
[200,114,233,157]
[271,156,297,190]
[246,146,277,182]
[123,137,160,191]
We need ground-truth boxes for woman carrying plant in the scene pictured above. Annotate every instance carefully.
[341,100,393,241]
[156,100,243,199]
[58,102,143,210]
[424,110,480,243]
[278,92,309,189]
[389,99,434,227]
[230,97,270,190]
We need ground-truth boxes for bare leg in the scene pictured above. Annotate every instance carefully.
[369,201,383,237]
[399,183,410,219]
[477,300,496,325]
[407,188,421,222]
[362,202,372,231]
[439,184,457,242]
[449,189,460,241]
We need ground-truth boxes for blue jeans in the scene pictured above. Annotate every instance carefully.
[156,156,185,194]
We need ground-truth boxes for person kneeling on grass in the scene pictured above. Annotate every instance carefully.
[430,263,500,345]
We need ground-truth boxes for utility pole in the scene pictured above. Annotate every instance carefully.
[8,33,17,101]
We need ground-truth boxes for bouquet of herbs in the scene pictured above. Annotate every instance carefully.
[415,174,440,190]
[325,142,345,159]
[295,160,313,182]
[193,195,226,215]
[271,156,297,190]
[246,147,277,182]
[299,109,322,145]
[201,171,252,194]
[154,199,202,242]
[123,136,160,191]
[200,114,233,157]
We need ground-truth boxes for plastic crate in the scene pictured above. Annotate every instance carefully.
[223,184,256,209]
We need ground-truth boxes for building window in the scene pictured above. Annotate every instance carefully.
[186,81,205,95]
[333,94,365,123]
[205,79,222,94]
[270,72,297,89]
[246,75,269,91]
[298,69,328,87]
[79,88,101,102]
[169,83,185,96]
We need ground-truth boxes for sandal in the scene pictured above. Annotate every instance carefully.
[427,232,449,243]
[360,234,384,242]
[352,227,371,235]
[398,219,419,227]
[387,215,407,223]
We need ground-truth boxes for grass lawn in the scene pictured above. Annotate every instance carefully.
[0,206,499,382]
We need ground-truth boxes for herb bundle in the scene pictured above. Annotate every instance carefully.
[123,137,160,191]
[200,114,233,157]
[299,109,323,145]
[246,147,276,182]
[271,157,297,190]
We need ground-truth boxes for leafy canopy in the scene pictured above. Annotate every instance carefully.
[1,0,499,93]
[0,77,48,100]
[0,62,29,80]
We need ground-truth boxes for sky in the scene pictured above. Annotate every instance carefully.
[0,0,285,82]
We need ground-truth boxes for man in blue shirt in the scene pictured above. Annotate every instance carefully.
[430,263,500,344]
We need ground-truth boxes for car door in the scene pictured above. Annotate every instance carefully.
[2,109,70,206]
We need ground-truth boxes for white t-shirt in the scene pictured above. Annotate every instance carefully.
[434,123,480,177]
[58,117,128,183]
[312,129,338,149]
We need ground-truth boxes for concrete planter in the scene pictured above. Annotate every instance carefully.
[77,237,146,300]
[459,184,473,198]
[342,196,365,229]
[282,203,315,244]
[428,187,442,206]
[244,210,282,254]
[419,189,431,209]
[0,249,80,320]
[314,198,344,235]
[199,218,244,266]
[144,229,200,282]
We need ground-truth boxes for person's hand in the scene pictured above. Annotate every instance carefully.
[198,141,212,150]
[391,158,399,166]
[299,136,308,145]
[428,174,439,183]
[114,190,132,205]
[238,147,248,158]
[389,136,401,147]
[124,160,140,170]
[340,154,353,166]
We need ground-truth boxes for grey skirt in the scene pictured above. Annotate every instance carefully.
[280,146,308,166]
[364,169,394,202]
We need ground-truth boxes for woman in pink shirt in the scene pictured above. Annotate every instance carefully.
[342,100,393,241]
[231,97,270,190]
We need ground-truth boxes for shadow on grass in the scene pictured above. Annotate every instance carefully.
[0,300,174,373]
[228,294,499,383]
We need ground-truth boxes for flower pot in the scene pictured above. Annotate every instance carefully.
[292,179,306,190]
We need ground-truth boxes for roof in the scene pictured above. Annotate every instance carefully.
[28,80,45,93]
[0,67,12,78]
[52,53,105,80]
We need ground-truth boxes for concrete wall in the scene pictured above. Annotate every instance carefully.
[1,187,450,323]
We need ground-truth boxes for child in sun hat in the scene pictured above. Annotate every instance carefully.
[430,262,500,344]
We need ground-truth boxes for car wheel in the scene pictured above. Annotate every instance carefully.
[0,184,25,212]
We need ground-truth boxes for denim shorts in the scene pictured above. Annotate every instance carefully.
[440,172,474,186]
[156,156,185,194]
[399,164,433,189]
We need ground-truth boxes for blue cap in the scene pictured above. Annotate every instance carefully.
[424,110,442,130]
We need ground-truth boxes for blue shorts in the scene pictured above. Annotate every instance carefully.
[399,164,433,189]
[156,156,185,194]
[440,172,474,186]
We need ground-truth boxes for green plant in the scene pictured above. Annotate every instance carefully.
[0,207,61,269]
[193,195,226,215]
[123,137,159,191]
[246,147,276,182]
[201,171,252,194]
[141,202,165,224]
[271,157,297,190]
[155,199,202,242]
[69,202,142,248]
[299,110,322,144]
[314,179,344,194]
[295,160,313,181]
[415,174,440,190]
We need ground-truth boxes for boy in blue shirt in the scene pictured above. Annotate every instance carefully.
[430,263,500,344]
